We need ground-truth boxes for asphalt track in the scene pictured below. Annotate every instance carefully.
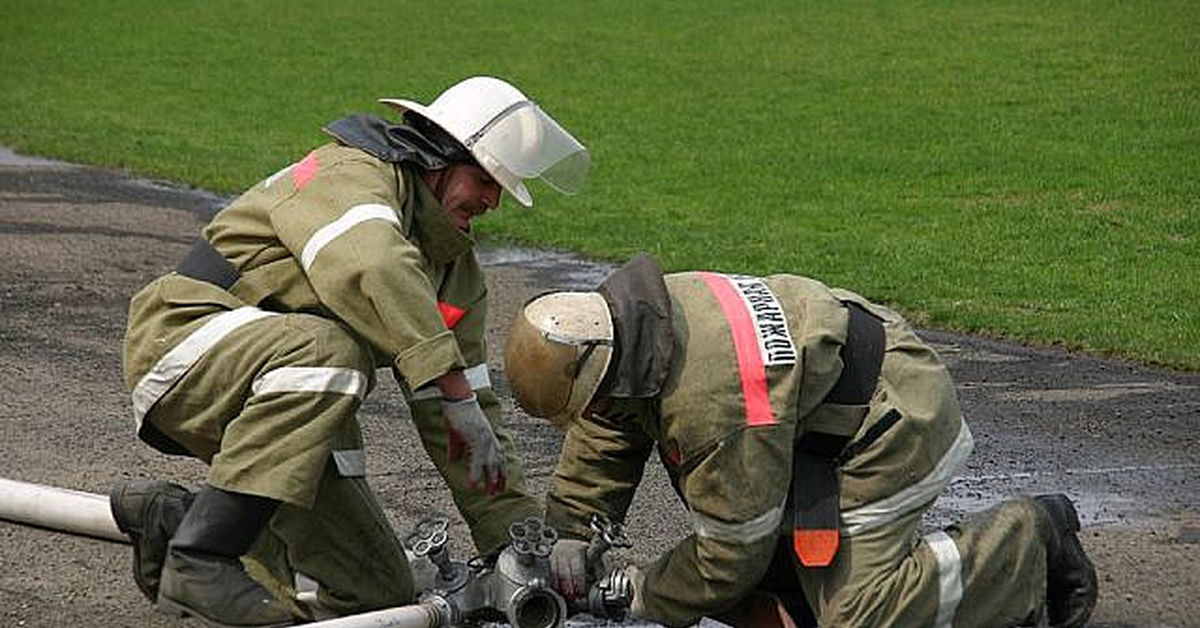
[0,147,1196,627]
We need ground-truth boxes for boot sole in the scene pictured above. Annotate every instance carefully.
[155,593,192,619]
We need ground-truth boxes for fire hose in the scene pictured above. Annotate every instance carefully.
[0,477,630,628]
[0,477,127,542]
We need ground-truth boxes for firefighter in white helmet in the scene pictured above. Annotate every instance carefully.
[505,254,1098,628]
[111,76,589,626]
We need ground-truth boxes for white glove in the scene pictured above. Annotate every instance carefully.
[627,565,645,619]
[550,538,590,600]
[441,394,507,495]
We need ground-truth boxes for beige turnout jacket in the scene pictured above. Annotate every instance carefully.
[125,142,485,396]
[546,271,971,626]
[124,141,537,552]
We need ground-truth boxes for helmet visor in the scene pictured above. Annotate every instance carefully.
[468,102,591,196]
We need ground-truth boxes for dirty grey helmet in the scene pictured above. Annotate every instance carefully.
[505,292,613,426]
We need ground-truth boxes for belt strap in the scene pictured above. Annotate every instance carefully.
[177,239,240,290]
[792,301,885,567]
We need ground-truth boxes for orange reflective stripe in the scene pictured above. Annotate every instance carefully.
[437,301,466,329]
[793,528,839,567]
[698,272,776,426]
[293,150,319,190]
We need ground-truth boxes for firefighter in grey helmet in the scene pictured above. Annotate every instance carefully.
[505,253,1098,628]
[110,76,589,626]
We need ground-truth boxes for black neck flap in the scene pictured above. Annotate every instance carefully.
[597,253,674,399]
[322,113,472,169]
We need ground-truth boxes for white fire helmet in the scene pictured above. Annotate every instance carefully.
[380,76,590,207]
[505,291,613,427]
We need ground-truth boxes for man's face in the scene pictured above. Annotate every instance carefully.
[436,163,503,232]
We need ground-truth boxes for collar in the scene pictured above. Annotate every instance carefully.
[323,113,467,167]
[597,253,674,398]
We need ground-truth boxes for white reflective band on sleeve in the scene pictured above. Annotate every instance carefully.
[263,163,293,188]
[251,367,370,400]
[411,363,492,400]
[131,307,278,427]
[689,495,786,545]
[300,203,400,272]
[294,572,321,607]
[841,419,974,536]
[332,449,367,477]
[464,363,492,389]
[924,530,963,628]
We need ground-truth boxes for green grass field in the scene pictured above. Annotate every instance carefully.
[2,1,1196,369]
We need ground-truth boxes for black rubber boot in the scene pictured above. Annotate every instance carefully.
[156,486,294,627]
[109,479,193,601]
[1034,494,1099,628]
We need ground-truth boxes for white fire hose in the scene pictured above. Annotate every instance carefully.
[0,477,127,542]
[299,601,449,628]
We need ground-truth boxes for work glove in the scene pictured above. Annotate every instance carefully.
[441,394,507,495]
[587,565,641,621]
[550,538,591,600]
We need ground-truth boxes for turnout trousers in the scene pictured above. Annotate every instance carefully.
[795,319,1050,627]
[137,303,412,618]
[795,497,1050,627]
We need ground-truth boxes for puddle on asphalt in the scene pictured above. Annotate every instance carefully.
[995,381,1195,403]
[927,341,1028,364]
[927,462,1200,529]
[478,244,617,290]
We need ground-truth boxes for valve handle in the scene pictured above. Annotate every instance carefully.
[509,516,558,559]
[589,513,631,550]
[584,513,631,576]
[405,516,450,557]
